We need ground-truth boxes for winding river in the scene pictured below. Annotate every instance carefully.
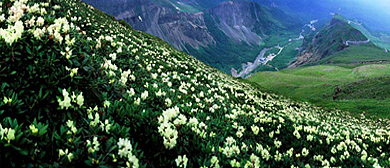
[231,20,318,78]
[231,45,283,78]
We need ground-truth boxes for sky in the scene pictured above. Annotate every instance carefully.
[331,0,390,31]
[352,0,390,14]
[362,0,390,11]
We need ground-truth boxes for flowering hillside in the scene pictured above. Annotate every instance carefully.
[1,0,390,167]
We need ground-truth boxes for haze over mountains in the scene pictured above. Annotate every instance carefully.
[84,0,303,73]
[83,0,390,75]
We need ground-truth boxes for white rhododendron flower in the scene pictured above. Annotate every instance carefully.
[175,155,188,168]
[76,92,84,107]
[36,17,45,26]
[0,21,24,45]
[117,138,139,168]
[58,89,72,110]
[0,124,16,144]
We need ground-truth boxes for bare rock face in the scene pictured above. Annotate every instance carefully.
[83,0,281,52]
[84,0,216,51]
[83,0,294,73]
[288,51,318,68]
[210,1,263,46]
[117,3,216,51]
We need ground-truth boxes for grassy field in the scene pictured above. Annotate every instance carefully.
[248,64,390,118]
[318,45,390,64]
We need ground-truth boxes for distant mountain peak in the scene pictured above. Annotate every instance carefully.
[289,16,371,68]
[84,0,298,73]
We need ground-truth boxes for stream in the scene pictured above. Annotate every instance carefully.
[231,45,283,78]
[231,20,318,78]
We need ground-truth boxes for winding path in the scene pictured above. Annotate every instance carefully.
[345,39,370,46]
[231,20,318,78]
[348,20,362,26]
[231,45,283,78]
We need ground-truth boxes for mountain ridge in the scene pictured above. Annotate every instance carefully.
[289,15,372,67]
[83,0,302,73]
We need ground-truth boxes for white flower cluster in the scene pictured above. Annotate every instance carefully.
[29,124,38,135]
[101,59,118,77]
[86,106,112,133]
[221,137,240,158]
[47,18,70,44]
[251,125,259,135]
[255,143,271,161]
[0,20,24,45]
[210,156,220,168]
[187,117,208,138]
[120,69,133,85]
[141,91,148,100]
[66,120,77,135]
[3,96,12,105]
[0,0,28,44]
[157,106,185,149]
[243,154,261,168]
[59,148,74,162]
[234,125,245,138]
[230,159,240,167]
[0,124,16,143]
[27,5,47,39]
[0,14,5,23]
[57,89,84,110]
[87,136,100,154]
[175,155,188,168]
[65,67,78,78]
[100,119,112,134]
[117,138,139,168]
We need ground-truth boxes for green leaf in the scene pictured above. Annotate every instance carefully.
[19,148,28,156]
[38,87,43,99]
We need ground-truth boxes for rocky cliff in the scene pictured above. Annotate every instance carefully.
[114,1,216,51]
[210,1,263,45]
[83,0,298,72]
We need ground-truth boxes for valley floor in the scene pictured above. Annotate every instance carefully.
[248,63,390,118]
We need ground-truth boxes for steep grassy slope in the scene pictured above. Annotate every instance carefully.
[349,21,390,50]
[290,16,375,67]
[249,64,390,118]
[317,45,390,65]
[1,0,390,167]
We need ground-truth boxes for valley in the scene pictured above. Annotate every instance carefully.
[232,19,321,78]
[249,64,390,118]
[83,0,304,73]
[232,44,282,78]
[247,14,390,116]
